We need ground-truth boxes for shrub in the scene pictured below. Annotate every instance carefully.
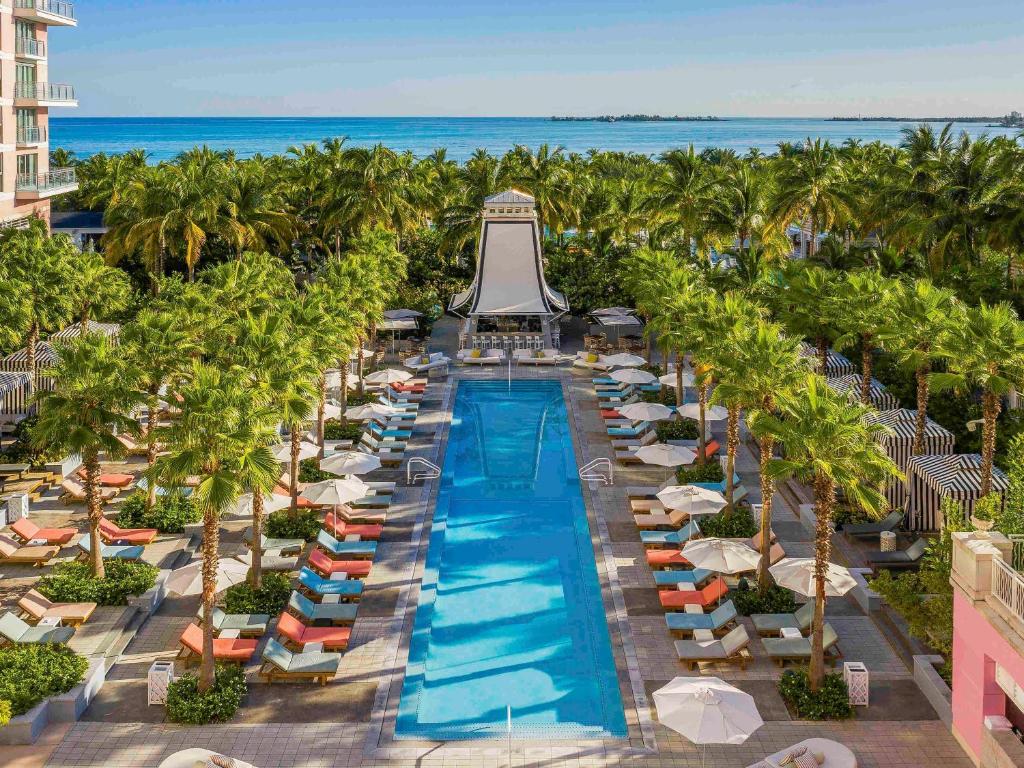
[0,416,62,466]
[655,419,699,441]
[676,461,724,484]
[699,503,758,538]
[224,571,291,615]
[166,665,247,725]
[265,508,321,541]
[298,457,336,483]
[641,388,675,406]
[731,581,799,616]
[323,420,364,442]
[0,699,10,726]
[778,669,853,720]
[36,559,158,606]
[116,492,200,533]
[0,645,88,717]
[344,391,379,407]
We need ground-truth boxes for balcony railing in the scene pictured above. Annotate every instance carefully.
[17,126,47,144]
[14,0,75,21]
[992,556,1024,627]
[15,82,75,102]
[1011,534,1024,572]
[16,167,77,193]
[15,37,46,58]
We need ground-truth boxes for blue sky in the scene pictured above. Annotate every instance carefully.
[57,0,1024,117]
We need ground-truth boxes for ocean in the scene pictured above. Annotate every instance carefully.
[50,117,1020,163]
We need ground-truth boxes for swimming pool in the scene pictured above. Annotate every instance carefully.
[396,380,627,740]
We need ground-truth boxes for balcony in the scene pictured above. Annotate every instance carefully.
[14,82,77,107]
[16,125,47,146]
[15,37,47,60]
[16,168,77,199]
[13,0,77,26]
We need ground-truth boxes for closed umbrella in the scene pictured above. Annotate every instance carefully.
[301,477,369,507]
[271,441,320,464]
[346,402,403,421]
[604,353,647,368]
[635,443,696,467]
[676,403,728,421]
[618,402,675,422]
[682,538,761,574]
[165,558,250,598]
[320,451,381,477]
[656,485,727,516]
[769,558,857,598]
[365,368,412,385]
[610,368,657,385]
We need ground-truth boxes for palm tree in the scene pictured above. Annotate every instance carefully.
[774,264,842,375]
[755,376,898,690]
[877,280,957,454]
[773,139,852,258]
[831,270,897,405]
[654,146,719,258]
[933,302,1024,495]
[70,248,132,335]
[504,144,572,238]
[33,335,142,578]
[223,158,295,258]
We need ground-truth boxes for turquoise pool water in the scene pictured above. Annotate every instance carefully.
[396,380,627,740]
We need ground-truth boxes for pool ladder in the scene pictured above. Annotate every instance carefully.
[407,457,441,485]
[579,457,614,486]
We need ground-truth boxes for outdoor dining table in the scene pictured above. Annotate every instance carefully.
[0,464,30,479]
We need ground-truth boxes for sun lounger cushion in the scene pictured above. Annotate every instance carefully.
[298,567,364,597]
[674,624,750,663]
[263,637,340,676]
[179,623,257,662]
[323,512,383,540]
[647,549,692,568]
[640,521,701,547]
[763,623,839,660]
[234,551,298,572]
[242,529,304,555]
[653,568,713,587]
[751,602,815,635]
[99,518,157,544]
[277,611,351,650]
[0,534,59,564]
[18,590,96,626]
[665,601,737,632]
[867,537,928,565]
[308,549,372,578]
[77,536,144,560]
[199,606,269,635]
[288,591,358,624]
[10,518,77,545]
[316,530,377,558]
[659,577,728,608]
[0,612,75,644]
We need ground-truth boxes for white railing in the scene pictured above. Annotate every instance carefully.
[1010,534,1024,573]
[15,37,46,58]
[15,82,75,101]
[15,0,75,20]
[16,167,76,192]
[16,125,46,144]
[407,457,440,485]
[579,457,614,486]
[992,557,1024,626]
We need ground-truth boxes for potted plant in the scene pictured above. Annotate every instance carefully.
[970,493,1000,533]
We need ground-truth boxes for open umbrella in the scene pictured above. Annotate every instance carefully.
[231,492,291,517]
[349,348,375,361]
[365,368,412,385]
[610,368,657,385]
[165,558,250,598]
[346,402,403,421]
[653,677,763,768]
[682,537,761,574]
[635,443,696,467]
[676,403,728,421]
[618,402,675,422]
[301,477,369,507]
[769,558,857,598]
[320,451,381,477]
[383,308,423,320]
[656,485,727,516]
[604,353,647,368]
[591,306,636,317]
[271,441,320,464]
[322,402,343,421]
[659,372,696,388]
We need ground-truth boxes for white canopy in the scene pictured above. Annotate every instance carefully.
[379,318,418,332]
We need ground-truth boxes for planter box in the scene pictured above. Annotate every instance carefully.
[50,658,106,722]
[913,654,952,727]
[0,699,49,746]
[849,568,881,613]
[45,453,82,480]
[128,568,171,615]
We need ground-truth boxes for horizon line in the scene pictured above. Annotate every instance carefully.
[50,114,1017,121]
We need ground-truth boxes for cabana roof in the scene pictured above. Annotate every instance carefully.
[0,342,59,367]
[798,343,856,377]
[50,321,121,341]
[827,374,899,410]
[0,371,30,397]
[907,453,1009,495]
[866,409,955,443]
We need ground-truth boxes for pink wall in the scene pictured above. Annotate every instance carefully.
[952,590,1024,759]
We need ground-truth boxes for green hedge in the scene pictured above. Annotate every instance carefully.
[116,492,200,533]
[298,457,337,483]
[0,645,88,717]
[655,419,699,441]
[676,461,724,484]
[344,391,379,407]
[323,420,364,442]
[0,699,10,726]
[166,665,247,725]
[223,571,291,616]
[732,581,800,616]
[778,669,853,720]
[265,508,322,542]
[699,503,758,538]
[36,559,159,606]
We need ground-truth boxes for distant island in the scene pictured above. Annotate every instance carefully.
[551,114,723,123]
[828,111,1022,128]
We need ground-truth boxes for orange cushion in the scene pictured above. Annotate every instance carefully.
[600,409,623,419]
[98,473,134,488]
[646,549,691,568]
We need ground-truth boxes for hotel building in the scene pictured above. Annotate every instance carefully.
[0,0,77,228]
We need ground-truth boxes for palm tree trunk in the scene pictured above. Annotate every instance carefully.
[79,308,90,337]
[198,504,219,693]
[338,356,349,424]
[860,335,873,406]
[289,424,301,516]
[84,449,105,579]
[810,472,836,692]
[146,387,160,512]
[980,387,1000,497]
[913,363,930,455]
[816,336,828,376]
[697,380,709,467]
[250,492,264,590]
[316,374,327,457]
[356,336,365,395]
[675,353,684,408]
[757,435,775,593]
[26,322,39,399]
[724,404,740,509]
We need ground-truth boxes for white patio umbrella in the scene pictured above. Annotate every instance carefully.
[676,403,728,421]
[271,441,320,464]
[682,537,761,574]
[320,451,381,477]
[604,352,647,368]
[349,348,375,360]
[618,402,675,422]
[365,368,412,385]
[301,477,369,507]
[653,677,763,768]
[383,308,423,320]
[322,402,343,421]
[659,372,696,388]
[591,306,635,317]
[635,443,696,467]
[656,485,727,516]
[769,557,857,598]
[610,368,657,385]
[165,558,250,598]
[346,402,403,421]
[231,492,291,518]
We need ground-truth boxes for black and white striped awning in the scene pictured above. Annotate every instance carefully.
[0,372,30,416]
[0,342,59,368]
[827,374,899,411]
[866,409,956,510]
[905,453,1008,532]
[50,321,121,341]
[798,343,856,377]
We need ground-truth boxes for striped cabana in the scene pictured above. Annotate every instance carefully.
[0,342,59,393]
[905,453,1009,532]
[798,343,856,377]
[0,371,31,421]
[50,321,121,343]
[827,374,900,411]
[866,409,956,510]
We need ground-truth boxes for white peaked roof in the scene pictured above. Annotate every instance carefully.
[449,191,568,316]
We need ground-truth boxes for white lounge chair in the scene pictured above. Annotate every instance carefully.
[458,348,505,365]
[513,348,560,365]
[572,351,612,371]
[403,352,451,374]
[745,738,857,768]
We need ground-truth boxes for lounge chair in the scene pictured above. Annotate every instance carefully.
[156,750,257,768]
[59,479,118,505]
[242,528,304,555]
[674,625,751,670]
[323,511,383,540]
[608,421,652,438]
[0,533,59,566]
[18,589,96,627]
[316,529,377,559]
[654,568,714,588]
[276,611,351,651]
[358,434,405,466]
[611,431,658,450]
[744,738,857,768]
[287,590,358,625]
[647,548,693,568]
[640,520,701,548]
[844,510,904,539]
[572,351,612,371]
[0,612,75,645]
[76,535,144,561]
[334,504,387,525]
[9,518,77,546]
[297,567,364,600]
[866,537,929,570]
[458,348,505,365]
[635,509,690,531]
[763,623,842,667]
[367,421,412,441]
[665,600,738,635]
[77,468,134,488]
[98,517,157,545]
[659,577,729,609]
[513,349,560,365]
[404,352,451,375]
[258,637,340,686]
[233,550,299,572]
[114,433,150,456]
[308,548,372,579]
[177,623,257,665]
[196,606,269,637]
[751,601,815,636]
